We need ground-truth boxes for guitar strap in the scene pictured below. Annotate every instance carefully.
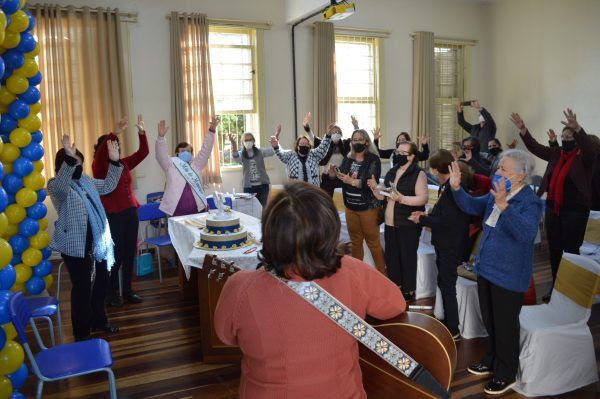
[270,272,450,399]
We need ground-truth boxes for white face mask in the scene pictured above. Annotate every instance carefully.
[478,114,485,124]
[244,141,254,150]
[332,133,342,143]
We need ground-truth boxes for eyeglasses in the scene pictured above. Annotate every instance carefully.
[396,150,410,155]
[463,146,473,150]
[352,139,366,143]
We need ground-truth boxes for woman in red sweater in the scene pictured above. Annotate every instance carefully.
[215,182,405,399]
[93,115,149,307]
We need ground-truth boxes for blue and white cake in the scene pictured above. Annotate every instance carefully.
[199,214,251,250]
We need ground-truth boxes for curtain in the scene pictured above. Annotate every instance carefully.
[31,4,130,177]
[170,12,221,184]
[312,21,337,137]
[411,31,436,153]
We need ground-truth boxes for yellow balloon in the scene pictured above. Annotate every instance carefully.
[25,41,40,58]
[0,87,16,105]
[0,10,6,31]
[37,217,48,231]
[0,239,12,268]
[0,376,11,399]
[29,230,50,249]
[14,57,38,78]
[30,102,41,115]
[1,164,11,175]
[9,282,24,293]
[6,75,28,95]
[3,223,18,239]
[6,10,28,33]
[0,143,19,163]
[23,172,45,191]
[14,264,31,283]
[17,114,41,131]
[15,187,36,208]
[0,48,5,55]
[33,160,43,173]
[0,340,24,375]
[19,0,25,9]
[9,127,31,148]
[0,104,6,114]
[0,214,7,237]
[2,32,19,49]
[0,135,3,155]
[22,248,42,266]
[5,204,25,225]
[2,324,16,341]
[43,273,53,289]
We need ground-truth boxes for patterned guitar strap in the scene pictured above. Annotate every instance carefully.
[271,272,450,399]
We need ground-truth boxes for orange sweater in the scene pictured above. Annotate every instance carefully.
[214,256,406,399]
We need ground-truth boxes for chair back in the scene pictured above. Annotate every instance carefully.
[206,195,233,210]
[138,203,167,222]
[584,211,600,246]
[8,292,32,345]
[550,253,600,323]
[146,191,164,204]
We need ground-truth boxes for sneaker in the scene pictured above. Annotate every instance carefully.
[483,378,516,395]
[467,362,492,376]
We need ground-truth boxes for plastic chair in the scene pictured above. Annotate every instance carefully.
[27,296,63,347]
[138,203,172,283]
[9,292,117,399]
[146,191,164,204]
[206,195,233,210]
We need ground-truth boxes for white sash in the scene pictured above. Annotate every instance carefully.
[172,157,206,200]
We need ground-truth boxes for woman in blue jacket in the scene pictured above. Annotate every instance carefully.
[448,149,543,396]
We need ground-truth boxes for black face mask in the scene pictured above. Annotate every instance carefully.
[395,155,409,167]
[72,165,83,180]
[562,140,576,153]
[352,143,366,153]
[298,146,310,156]
[488,147,502,156]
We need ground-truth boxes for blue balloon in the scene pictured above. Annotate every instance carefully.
[30,130,42,143]
[41,248,51,260]
[10,254,20,266]
[1,0,20,15]
[17,86,40,105]
[6,194,15,204]
[18,218,38,238]
[16,33,36,53]
[2,173,23,194]
[1,67,12,85]
[2,49,24,70]
[8,234,28,254]
[0,292,11,325]
[0,133,7,143]
[36,188,46,202]
[0,113,17,134]
[32,260,51,277]
[26,202,46,219]
[0,187,7,212]
[0,57,5,82]
[28,71,42,86]
[0,326,6,350]
[0,161,4,181]
[10,391,27,399]
[25,276,44,295]
[8,100,29,120]
[0,265,16,290]
[12,157,33,177]
[24,10,35,32]
[6,363,27,390]
[21,142,44,161]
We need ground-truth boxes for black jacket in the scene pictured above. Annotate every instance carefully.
[457,107,497,148]
[313,136,351,166]
[374,139,429,162]
[339,152,381,211]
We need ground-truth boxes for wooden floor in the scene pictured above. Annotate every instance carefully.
[21,244,600,399]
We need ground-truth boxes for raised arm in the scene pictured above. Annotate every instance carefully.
[229,133,242,165]
[121,114,150,170]
[311,124,333,162]
[302,111,316,142]
[511,113,555,162]
[449,161,489,217]
[270,124,294,164]
[47,135,79,205]
[192,117,219,171]
[91,140,124,195]
[375,139,395,159]
[457,104,474,133]
[562,108,595,167]
[479,106,496,136]
[418,136,430,161]
[155,120,172,172]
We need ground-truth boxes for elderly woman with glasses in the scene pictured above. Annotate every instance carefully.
[448,148,544,395]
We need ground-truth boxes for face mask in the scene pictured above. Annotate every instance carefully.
[395,155,409,167]
[298,146,310,156]
[72,165,83,180]
[332,133,342,143]
[478,114,485,124]
[352,143,366,153]
[488,147,501,156]
[178,151,192,162]
[561,140,576,152]
[492,174,511,192]
[244,141,254,150]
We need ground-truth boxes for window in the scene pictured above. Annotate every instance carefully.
[209,26,259,167]
[434,42,466,151]
[335,35,380,135]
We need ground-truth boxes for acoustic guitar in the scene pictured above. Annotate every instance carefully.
[200,254,457,399]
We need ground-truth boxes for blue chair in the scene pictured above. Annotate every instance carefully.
[9,292,117,399]
[206,195,233,210]
[138,203,172,283]
[146,191,164,204]
[27,296,63,347]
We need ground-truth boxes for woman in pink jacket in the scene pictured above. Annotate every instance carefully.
[155,117,219,216]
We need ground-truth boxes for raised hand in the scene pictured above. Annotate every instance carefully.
[115,118,127,135]
[303,112,311,128]
[448,161,462,191]
[367,174,378,190]
[275,124,282,140]
[490,177,509,210]
[62,134,77,158]
[510,113,527,134]
[507,139,518,149]
[547,129,557,142]
[135,114,145,134]
[326,123,337,135]
[157,120,169,137]
[227,133,235,144]
[419,135,429,145]
[107,140,120,162]
[209,116,221,131]
[372,128,381,141]
[471,100,481,110]
[270,135,279,148]
[561,108,581,132]
[457,103,463,113]
[351,115,359,129]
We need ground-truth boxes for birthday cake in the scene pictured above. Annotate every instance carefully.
[198,214,252,250]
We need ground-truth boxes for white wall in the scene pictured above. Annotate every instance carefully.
[489,0,600,174]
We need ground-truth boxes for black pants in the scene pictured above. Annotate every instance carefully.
[244,184,270,207]
[107,207,139,297]
[320,174,339,197]
[477,275,523,382]
[435,247,460,335]
[545,208,589,284]
[384,224,421,293]
[62,252,109,340]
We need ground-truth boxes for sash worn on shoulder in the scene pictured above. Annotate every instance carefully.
[270,272,450,399]
[172,157,206,201]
